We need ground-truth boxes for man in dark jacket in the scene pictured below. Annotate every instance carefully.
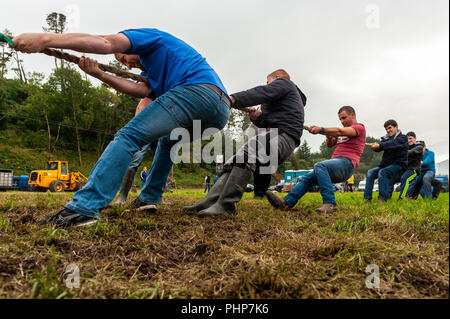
[397,131,424,200]
[408,141,438,199]
[183,69,306,217]
[364,119,408,201]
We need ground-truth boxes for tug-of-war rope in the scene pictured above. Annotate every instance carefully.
[1,33,148,83]
[1,33,312,119]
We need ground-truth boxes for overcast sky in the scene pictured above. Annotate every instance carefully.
[3,0,449,162]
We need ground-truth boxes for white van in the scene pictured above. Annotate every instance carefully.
[357,178,379,192]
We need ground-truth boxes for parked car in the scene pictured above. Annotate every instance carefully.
[357,178,378,192]
[269,182,284,192]
[268,179,285,192]
[245,184,254,192]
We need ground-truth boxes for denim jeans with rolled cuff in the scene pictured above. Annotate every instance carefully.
[66,84,230,218]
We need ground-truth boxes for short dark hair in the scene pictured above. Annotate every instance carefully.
[338,106,356,115]
[406,131,416,138]
[384,119,398,128]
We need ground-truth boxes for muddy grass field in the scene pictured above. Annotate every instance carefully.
[0,189,448,299]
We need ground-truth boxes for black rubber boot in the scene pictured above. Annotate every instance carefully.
[115,168,137,205]
[431,178,443,199]
[197,167,252,217]
[182,172,231,212]
[253,170,272,199]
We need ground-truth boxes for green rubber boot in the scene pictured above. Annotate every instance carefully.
[114,168,137,205]
[197,167,252,217]
[182,172,231,212]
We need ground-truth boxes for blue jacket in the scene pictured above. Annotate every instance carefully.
[376,131,408,169]
[421,149,436,173]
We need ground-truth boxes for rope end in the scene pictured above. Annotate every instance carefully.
[0,33,14,46]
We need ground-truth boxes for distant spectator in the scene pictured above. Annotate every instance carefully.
[344,175,354,192]
[364,120,408,202]
[139,167,149,189]
[165,176,174,193]
[204,173,211,193]
[213,175,218,185]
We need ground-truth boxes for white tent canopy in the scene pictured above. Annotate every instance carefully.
[436,159,449,176]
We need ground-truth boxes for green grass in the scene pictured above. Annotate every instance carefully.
[0,190,448,299]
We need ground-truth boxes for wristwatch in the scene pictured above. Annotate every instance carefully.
[320,127,325,135]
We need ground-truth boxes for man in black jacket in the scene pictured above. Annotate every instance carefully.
[183,69,306,217]
[397,131,424,200]
[364,120,408,201]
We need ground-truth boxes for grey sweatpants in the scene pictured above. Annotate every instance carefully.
[224,128,297,174]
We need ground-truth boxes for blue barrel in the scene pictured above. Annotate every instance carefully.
[18,175,32,191]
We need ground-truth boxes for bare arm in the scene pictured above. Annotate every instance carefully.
[308,125,357,138]
[79,56,151,98]
[98,73,150,98]
[12,33,131,54]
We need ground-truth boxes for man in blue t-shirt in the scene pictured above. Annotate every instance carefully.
[12,29,231,227]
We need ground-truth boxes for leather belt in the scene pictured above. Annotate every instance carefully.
[201,83,232,108]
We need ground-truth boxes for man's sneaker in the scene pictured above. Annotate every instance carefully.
[125,197,157,213]
[39,208,97,228]
[316,203,338,213]
[265,190,291,210]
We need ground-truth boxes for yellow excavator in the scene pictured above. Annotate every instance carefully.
[28,161,88,192]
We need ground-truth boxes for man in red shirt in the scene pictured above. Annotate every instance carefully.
[266,106,366,213]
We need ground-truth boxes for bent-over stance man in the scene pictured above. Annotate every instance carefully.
[12,28,231,227]
[184,69,306,217]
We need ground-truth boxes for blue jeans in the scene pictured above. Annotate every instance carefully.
[419,170,435,198]
[66,84,230,218]
[204,183,210,193]
[284,157,354,206]
[364,164,404,200]
[409,170,435,199]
